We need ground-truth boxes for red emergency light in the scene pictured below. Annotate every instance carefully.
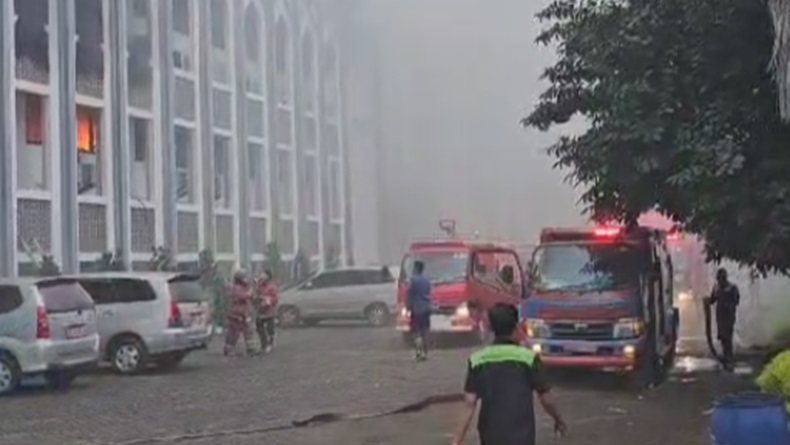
[593,227,621,237]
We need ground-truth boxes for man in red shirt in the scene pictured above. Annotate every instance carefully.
[254,269,279,354]
[224,270,256,357]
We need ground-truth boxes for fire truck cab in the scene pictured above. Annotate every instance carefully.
[396,239,525,343]
[523,226,679,386]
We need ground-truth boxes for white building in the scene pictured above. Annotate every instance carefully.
[0,0,354,276]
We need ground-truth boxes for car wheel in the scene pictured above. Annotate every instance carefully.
[0,353,20,396]
[365,304,390,327]
[110,337,149,375]
[45,371,77,391]
[156,352,186,371]
[278,306,301,328]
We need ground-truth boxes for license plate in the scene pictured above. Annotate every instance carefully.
[66,325,87,339]
[430,315,453,330]
[566,342,597,353]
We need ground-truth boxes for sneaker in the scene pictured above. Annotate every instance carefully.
[265,345,273,354]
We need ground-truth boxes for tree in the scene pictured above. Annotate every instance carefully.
[525,0,790,273]
[198,249,226,328]
[264,242,285,283]
[325,244,341,271]
[37,254,61,277]
[93,249,125,272]
[149,246,177,271]
[293,248,313,282]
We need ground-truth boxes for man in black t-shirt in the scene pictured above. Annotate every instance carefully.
[705,268,741,370]
[452,303,567,445]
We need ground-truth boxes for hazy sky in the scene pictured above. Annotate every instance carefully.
[348,0,586,262]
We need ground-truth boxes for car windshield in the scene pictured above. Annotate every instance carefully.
[400,251,469,285]
[531,243,645,292]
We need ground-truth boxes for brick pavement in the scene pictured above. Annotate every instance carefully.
[0,326,472,445]
[0,326,752,445]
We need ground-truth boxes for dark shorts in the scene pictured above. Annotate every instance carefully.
[410,312,431,334]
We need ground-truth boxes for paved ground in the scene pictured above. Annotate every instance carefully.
[0,324,752,445]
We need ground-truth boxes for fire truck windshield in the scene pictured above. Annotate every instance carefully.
[531,243,644,292]
[400,251,469,285]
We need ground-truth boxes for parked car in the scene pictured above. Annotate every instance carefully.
[278,266,397,328]
[0,277,100,395]
[70,272,211,375]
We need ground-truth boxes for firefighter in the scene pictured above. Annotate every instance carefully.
[705,268,740,370]
[254,269,278,354]
[224,270,257,357]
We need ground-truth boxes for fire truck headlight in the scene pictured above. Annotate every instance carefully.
[455,303,470,318]
[400,307,411,318]
[614,318,644,339]
[525,319,550,338]
[677,291,692,302]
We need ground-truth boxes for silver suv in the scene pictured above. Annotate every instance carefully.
[72,273,212,375]
[278,266,397,327]
[0,278,100,395]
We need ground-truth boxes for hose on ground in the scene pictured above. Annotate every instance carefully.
[703,300,726,366]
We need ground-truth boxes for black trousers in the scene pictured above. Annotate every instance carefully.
[256,317,275,347]
[717,309,736,365]
[720,336,734,365]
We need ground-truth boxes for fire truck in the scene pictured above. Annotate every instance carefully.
[523,225,679,387]
[395,237,526,343]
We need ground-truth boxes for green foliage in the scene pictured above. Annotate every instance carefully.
[198,249,227,328]
[150,246,177,271]
[37,254,61,277]
[325,244,341,271]
[264,242,285,283]
[93,249,125,272]
[294,248,313,282]
[525,0,790,273]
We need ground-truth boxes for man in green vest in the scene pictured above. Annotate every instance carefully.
[452,303,567,445]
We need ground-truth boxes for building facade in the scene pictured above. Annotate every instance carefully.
[0,0,352,277]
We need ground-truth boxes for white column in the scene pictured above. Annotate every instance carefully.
[0,0,17,277]
[196,0,215,253]
[157,0,178,255]
[51,0,79,273]
[108,0,131,269]
[232,0,251,267]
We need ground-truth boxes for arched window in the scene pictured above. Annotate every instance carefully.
[301,32,314,83]
[244,5,260,63]
[210,0,228,49]
[275,18,289,76]
[323,44,338,114]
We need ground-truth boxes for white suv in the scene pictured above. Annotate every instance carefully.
[0,278,100,395]
[73,273,212,375]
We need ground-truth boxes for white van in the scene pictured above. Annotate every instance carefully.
[72,273,212,375]
[0,278,100,395]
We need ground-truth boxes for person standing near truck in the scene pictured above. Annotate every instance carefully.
[706,268,740,370]
[407,260,432,362]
